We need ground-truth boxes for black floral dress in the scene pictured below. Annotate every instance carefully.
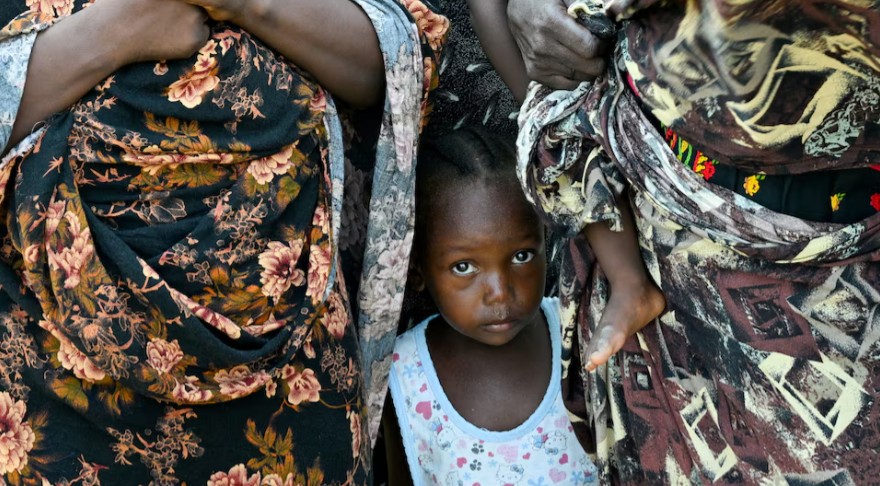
[0,0,447,484]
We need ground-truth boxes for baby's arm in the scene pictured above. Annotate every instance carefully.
[466,0,530,103]
[582,196,664,371]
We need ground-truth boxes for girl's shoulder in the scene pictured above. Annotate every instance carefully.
[391,316,435,377]
[393,316,432,350]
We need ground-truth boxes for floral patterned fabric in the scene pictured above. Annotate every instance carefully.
[517,1,880,484]
[664,126,880,224]
[0,0,446,483]
[0,32,38,155]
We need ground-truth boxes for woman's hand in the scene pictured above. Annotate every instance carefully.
[507,0,608,90]
[173,0,386,108]
[176,0,244,22]
[94,0,210,66]
[5,0,209,153]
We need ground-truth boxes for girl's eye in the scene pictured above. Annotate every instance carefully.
[512,250,535,264]
[451,262,477,276]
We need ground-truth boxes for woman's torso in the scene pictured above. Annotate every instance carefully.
[623,0,880,175]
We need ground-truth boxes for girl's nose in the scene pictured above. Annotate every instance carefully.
[483,270,512,305]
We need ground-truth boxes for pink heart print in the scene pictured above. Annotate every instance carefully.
[549,468,567,483]
[496,444,518,463]
[559,453,569,465]
[415,401,432,420]
[456,457,467,468]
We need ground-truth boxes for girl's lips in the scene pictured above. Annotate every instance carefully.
[482,321,515,332]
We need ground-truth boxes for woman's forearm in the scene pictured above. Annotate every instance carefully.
[235,0,385,108]
[6,0,208,155]
[467,0,530,103]
[6,12,124,153]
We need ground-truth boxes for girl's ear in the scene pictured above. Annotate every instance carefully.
[409,256,426,292]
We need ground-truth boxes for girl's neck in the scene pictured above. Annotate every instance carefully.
[429,311,544,357]
[424,308,553,431]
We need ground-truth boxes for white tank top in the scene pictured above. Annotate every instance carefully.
[389,297,599,485]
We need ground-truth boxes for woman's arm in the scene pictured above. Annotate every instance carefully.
[467,0,530,103]
[186,0,385,108]
[5,0,208,154]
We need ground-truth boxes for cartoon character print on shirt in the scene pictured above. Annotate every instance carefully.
[444,471,464,486]
[532,430,567,456]
[417,439,435,475]
[430,419,456,450]
[497,464,525,485]
[571,458,599,484]
[545,430,567,455]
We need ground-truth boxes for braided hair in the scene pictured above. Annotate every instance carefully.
[414,126,520,254]
[416,127,515,188]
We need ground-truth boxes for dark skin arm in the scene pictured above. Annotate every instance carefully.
[467,0,611,101]
[7,0,385,155]
[6,0,209,154]
[180,0,385,108]
[466,0,530,103]
[383,393,414,486]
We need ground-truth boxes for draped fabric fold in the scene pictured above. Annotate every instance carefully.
[517,1,880,482]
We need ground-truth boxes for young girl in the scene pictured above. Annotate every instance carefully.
[466,0,665,372]
[385,128,599,485]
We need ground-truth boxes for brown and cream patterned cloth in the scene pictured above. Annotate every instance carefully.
[517,1,880,484]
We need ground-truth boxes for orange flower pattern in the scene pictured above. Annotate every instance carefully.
[743,174,763,196]
[0,0,447,482]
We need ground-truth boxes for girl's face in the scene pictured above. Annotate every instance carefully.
[417,176,546,346]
